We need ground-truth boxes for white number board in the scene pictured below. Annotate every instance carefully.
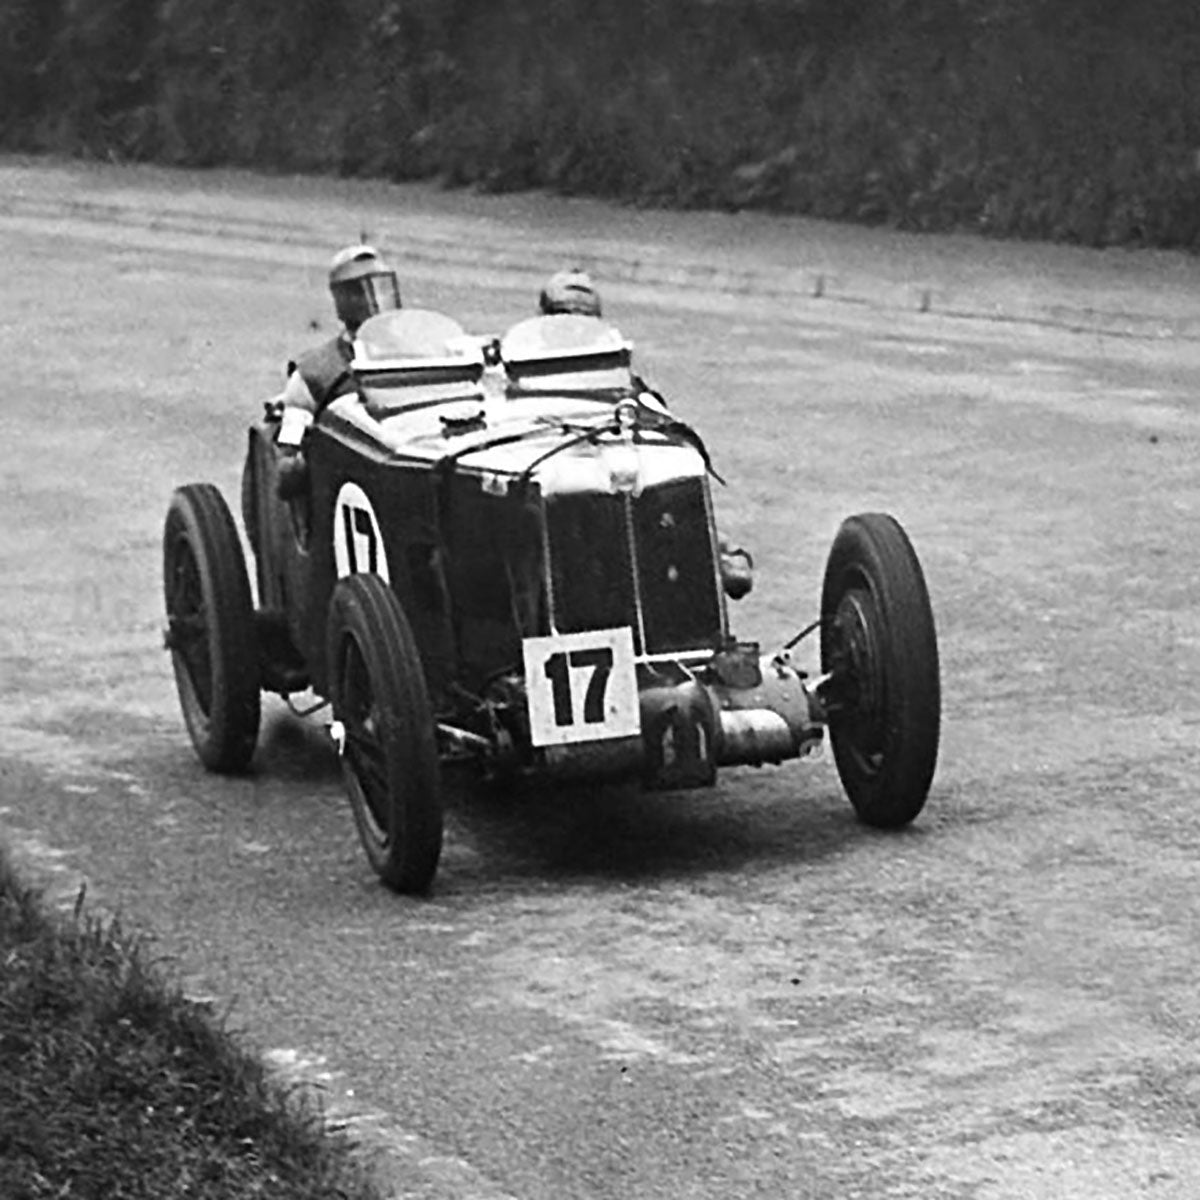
[332,481,390,583]
[523,627,639,747]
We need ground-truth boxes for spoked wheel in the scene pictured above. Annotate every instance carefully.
[820,513,940,828]
[326,574,442,894]
[163,483,261,772]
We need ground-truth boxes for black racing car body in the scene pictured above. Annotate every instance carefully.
[165,309,941,893]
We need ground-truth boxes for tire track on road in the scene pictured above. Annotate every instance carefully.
[5,185,1199,340]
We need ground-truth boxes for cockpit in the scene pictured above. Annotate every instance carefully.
[350,310,636,416]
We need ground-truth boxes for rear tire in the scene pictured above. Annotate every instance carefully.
[326,574,443,894]
[820,513,939,828]
[163,483,261,773]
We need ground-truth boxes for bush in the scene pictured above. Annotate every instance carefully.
[7,0,1200,248]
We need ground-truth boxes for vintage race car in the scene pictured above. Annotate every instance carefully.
[163,310,940,894]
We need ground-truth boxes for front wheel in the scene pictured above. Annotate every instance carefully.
[326,574,443,894]
[163,483,261,772]
[820,513,940,828]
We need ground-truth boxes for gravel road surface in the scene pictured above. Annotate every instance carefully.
[4,157,1200,1199]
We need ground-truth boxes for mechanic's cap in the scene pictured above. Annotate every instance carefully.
[329,243,392,286]
[539,268,602,318]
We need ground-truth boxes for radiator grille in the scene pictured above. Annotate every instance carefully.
[545,479,723,654]
[633,478,723,653]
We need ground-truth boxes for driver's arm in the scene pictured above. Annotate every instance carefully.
[277,369,317,448]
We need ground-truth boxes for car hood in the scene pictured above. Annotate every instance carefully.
[323,391,710,497]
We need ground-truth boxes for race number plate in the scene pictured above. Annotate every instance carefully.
[523,627,639,747]
[332,481,390,583]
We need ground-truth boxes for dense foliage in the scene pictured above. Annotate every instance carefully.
[3,0,1200,247]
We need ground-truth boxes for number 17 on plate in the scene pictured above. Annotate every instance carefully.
[522,626,640,747]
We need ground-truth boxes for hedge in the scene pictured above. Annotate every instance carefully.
[5,0,1200,248]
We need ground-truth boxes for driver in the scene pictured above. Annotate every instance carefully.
[283,243,401,418]
[275,244,400,494]
[536,268,754,600]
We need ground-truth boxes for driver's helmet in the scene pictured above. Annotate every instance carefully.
[538,268,602,318]
[328,244,401,333]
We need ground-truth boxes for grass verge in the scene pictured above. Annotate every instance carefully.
[0,848,384,1200]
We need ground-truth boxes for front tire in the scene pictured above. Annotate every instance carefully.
[326,574,443,894]
[163,483,261,773]
[820,513,939,828]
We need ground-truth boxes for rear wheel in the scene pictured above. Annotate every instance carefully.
[326,574,443,894]
[820,513,939,828]
[163,483,261,772]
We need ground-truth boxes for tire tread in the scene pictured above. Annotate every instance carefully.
[820,512,940,827]
[326,574,442,894]
[164,483,261,773]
